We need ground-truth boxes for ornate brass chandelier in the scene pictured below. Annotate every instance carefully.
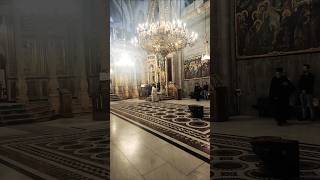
[135,0,198,57]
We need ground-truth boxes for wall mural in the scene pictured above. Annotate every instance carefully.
[235,0,320,59]
[184,56,210,79]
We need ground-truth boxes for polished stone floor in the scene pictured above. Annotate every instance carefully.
[214,116,320,144]
[0,163,33,180]
[110,114,210,180]
[0,115,109,180]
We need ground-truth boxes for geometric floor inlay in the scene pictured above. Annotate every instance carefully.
[0,123,109,180]
[211,133,320,179]
[111,101,210,160]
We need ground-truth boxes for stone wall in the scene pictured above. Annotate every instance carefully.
[237,53,320,115]
[1,0,105,114]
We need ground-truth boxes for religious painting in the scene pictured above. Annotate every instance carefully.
[235,0,320,59]
[184,57,210,79]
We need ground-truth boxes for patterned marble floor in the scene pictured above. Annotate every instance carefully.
[0,115,109,180]
[210,133,320,179]
[111,101,210,160]
[212,117,320,179]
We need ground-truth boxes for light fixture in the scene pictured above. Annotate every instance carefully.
[115,53,135,67]
[135,0,198,58]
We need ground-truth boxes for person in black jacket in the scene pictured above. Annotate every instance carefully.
[269,68,295,126]
[194,82,202,101]
[299,64,315,120]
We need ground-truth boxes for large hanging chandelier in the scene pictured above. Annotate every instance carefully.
[135,0,198,57]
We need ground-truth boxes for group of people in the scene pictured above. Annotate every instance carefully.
[269,64,315,126]
[144,83,160,102]
[194,82,209,101]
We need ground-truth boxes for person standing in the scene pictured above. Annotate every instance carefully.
[203,82,209,100]
[151,84,158,102]
[148,83,152,96]
[269,68,295,126]
[194,82,201,101]
[299,64,315,120]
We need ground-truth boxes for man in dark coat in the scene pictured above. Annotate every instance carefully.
[269,68,295,126]
[194,82,202,101]
[299,64,315,120]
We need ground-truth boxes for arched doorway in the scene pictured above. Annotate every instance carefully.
[0,53,7,102]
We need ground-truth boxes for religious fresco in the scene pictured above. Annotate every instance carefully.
[235,0,320,58]
[184,57,210,79]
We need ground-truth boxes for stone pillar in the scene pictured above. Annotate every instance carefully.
[165,57,168,96]
[16,52,28,103]
[16,74,28,103]
[78,28,90,112]
[47,40,60,115]
[211,0,236,120]
[115,74,119,95]
[12,2,28,104]
[178,51,183,89]
[133,69,139,97]
[79,76,90,112]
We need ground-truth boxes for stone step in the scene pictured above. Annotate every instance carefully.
[0,114,54,126]
[0,102,54,126]
[0,103,24,110]
[0,108,27,115]
[110,94,122,101]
